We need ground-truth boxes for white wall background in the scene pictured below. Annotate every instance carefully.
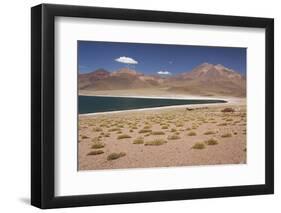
[0,0,279,212]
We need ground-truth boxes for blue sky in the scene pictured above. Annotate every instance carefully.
[78,41,246,76]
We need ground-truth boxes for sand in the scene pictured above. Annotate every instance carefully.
[78,100,246,171]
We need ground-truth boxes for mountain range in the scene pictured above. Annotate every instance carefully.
[79,63,246,97]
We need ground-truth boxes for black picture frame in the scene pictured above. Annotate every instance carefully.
[31,3,274,209]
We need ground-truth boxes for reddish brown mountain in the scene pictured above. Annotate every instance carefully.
[79,64,246,97]
[166,63,246,96]
[79,68,160,90]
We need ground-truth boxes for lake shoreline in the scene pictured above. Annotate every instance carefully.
[79,101,230,117]
[78,92,245,116]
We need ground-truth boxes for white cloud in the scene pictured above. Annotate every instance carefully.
[115,56,138,64]
[157,70,171,75]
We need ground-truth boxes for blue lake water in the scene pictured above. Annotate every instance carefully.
[78,96,226,114]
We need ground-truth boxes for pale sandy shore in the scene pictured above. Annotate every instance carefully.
[79,89,244,102]
[78,101,246,171]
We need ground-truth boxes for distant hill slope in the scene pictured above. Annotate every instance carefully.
[79,63,246,97]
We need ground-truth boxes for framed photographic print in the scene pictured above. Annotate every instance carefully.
[31,3,274,209]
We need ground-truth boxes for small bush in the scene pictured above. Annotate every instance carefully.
[108,128,121,132]
[139,129,152,134]
[151,131,165,135]
[104,132,110,137]
[133,137,144,144]
[188,131,197,136]
[176,123,184,127]
[221,133,232,138]
[168,134,181,140]
[93,127,103,132]
[91,142,105,149]
[81,135,89,139]
[217,123,227,126]
[117,134,132,139]
[91,137,100,143]
[107,152,126,160]
[204,130,216,135]
[145,138,167,146]
[161,125,169,129]
[143,125,152,129]
[205,138,218,145]
[192,142,206,150]
[221,107,235,113]
[87,150,104,155]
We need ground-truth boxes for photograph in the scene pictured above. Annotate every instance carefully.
[78,41,247,171]
[30,3,274,209]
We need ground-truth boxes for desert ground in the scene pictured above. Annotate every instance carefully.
[78,97,246,171]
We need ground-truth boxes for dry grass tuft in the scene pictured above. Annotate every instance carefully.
[188,131,197,136]
[151,131,165,135]
[145,138,167,146]
[104,132,110,137]
[204,130,216,135]
[133,137,144,144]
[107,152,126,160]
[93,127,103,132]
[168,134,181,140]
[139,129,152,134]
[205,138,218,145]
[221,107,235,113]
[91,142,105,149]
[143,125,152,129]
[161,125,169,129]
[221,133,232,138]
[87,150,104,155]
[192,142,206,150]
[217,123,227,126]
[117,134,132,139]
[108,128,121,132]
